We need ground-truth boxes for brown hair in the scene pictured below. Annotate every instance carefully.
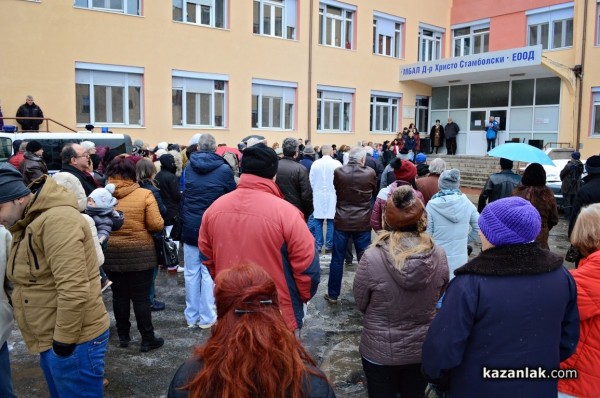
[183,263,326,398]
[571,203,600,257]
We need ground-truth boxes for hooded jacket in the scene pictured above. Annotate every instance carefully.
[155,154,182,225]
[353,240,448,365]
[103,178,164,272]
[426,193,480,275]
[181,151,236,246]
[371,181,425,232]
[18,151,48,185]
[559,250,600,397]
[200,174,320,331]
[7,176,109,354]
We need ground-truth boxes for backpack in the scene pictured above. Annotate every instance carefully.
[222,151,240,178]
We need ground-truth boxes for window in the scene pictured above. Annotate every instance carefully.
[316,85,354,132]
[527,4,573,49]
[373,12,404,58]
[452,23,489,57]
[318,1,356,49]
[370,92,400,133]
[253,0,297,39]
[592,90,600,135]
[172,71,227,128]
[173,0,226,28]
[74,0,141,15]
[252,80,296,130]
[418,25,443,61]
[75,63,143,126]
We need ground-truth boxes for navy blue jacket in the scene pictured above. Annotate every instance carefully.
[139,179,167,220]
[422,243,579,398]
[181,151,236,246]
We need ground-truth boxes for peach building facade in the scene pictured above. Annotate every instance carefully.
[0,0,598,156]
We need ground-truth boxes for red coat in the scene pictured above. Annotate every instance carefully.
[199,174,320,331]
[8,152,24,168]
[559,250,600,397]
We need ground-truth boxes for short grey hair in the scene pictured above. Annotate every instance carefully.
[246,137,264,147]
[320,144,332,156]
[197,134,217,152]
[282,137,299,157]
[429,158,447,175]
[26,95,34,101]
[348,146,366,163]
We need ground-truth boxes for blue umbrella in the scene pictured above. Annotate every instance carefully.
[487,143,555,166]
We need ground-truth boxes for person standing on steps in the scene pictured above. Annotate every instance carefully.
[485,116,499,152]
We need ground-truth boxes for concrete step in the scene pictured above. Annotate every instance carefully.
[425,154,513,190]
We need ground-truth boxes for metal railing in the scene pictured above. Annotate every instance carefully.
[0,117,77,132]
[544,142,573,150]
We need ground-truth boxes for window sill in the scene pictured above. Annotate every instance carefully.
[373,52,402,60]
[73,6,143,17]
[77,124,145,129]
[319,44,355,52]
[252,128,294,131]
[173,126,228,130]
[370,131,398,135]
[253,33,298,42]
[172,20,229,31]
[539,46,574,52]
[316,130,353,134]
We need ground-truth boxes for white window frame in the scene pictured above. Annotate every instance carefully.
[370,91,401,134]
[253,0,297,40]
[172,71,228,128]
[418,24,444,62]
[75,62,144,127]
[252,79,296,130]
[74,0,141,15]
[373,12,404,58]
[452,20,489,57]
[318,1,356,49]
[317,85,354,132]
[592,89,600,136]
[527,3,574,50]
[173,0,227,29]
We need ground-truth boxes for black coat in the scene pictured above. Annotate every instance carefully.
[16,102,44,131]
[477,170,521,212]
[275,156,313,220]
[568,173,600,236]
[155,155,182,225]
[60,164,98,196]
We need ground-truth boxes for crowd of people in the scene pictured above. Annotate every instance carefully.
[1,130,600,398]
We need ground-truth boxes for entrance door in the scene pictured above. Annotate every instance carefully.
[466,108,507,155]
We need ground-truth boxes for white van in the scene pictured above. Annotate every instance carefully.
[0,132,132,174]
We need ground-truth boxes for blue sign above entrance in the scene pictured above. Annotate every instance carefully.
[399,45,543,81]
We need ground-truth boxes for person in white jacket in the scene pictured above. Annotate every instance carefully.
[309,144,342,253]
[0,224,16,398]
[426,169,480,278]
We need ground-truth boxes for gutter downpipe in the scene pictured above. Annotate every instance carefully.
[575,0,588,150]
[307,0,314,142]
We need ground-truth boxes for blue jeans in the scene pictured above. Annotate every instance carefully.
[183,243,216,326]
[328,230,371,299]
[309,215,334,251]
[39,329,109,398]
[0,342,16,398]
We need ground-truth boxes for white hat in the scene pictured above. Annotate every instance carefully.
[81,141,96,151]
[157,142,169,150]
[88,184,117,209]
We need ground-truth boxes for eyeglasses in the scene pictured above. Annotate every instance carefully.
[75,154,90,159]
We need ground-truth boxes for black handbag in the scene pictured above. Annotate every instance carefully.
[153,230,179,268]
[170,214,182,242]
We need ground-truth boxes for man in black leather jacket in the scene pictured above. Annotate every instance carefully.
[275,137,313,220]
[477,158,521,213]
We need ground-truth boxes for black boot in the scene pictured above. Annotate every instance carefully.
[118,335,131,348]
[140,336,164,353]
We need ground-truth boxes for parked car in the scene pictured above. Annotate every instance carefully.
[543,159,586,212]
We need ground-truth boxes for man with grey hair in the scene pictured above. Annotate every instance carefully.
[181,133,236,329]
[276,137,313,220]
[16,95,44,131]
[309,144,342,253]
[325,146,377,304]
[416,157,447,206]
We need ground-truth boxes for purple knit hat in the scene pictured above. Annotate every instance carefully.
[478,197,541,246]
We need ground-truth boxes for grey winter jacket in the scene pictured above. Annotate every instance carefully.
[353,239,448,365]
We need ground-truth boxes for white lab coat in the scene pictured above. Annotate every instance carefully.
[309,155,342,219]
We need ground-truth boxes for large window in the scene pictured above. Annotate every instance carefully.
[253,0,297,39]
[370,92,400,133]
[74,0,141,15]
[318,1,356,49]
[527,3,573,49]
[593,90,600,136]
[452,22,489,57]
[173,0,226,28]
[172,71,227,128]
[373,12,404,58]
[75,63,143,126]
[317,86,354,132]
[418,25,443,61]
[252,80,296,130]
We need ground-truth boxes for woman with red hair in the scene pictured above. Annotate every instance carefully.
[167,263,336,398]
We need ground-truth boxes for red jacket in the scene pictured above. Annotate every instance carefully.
[8,152,24,168]
[559,250,600,397]
[199,174,320,331]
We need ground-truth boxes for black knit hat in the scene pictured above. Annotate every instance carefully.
[0,163,31,204]
[521,163,546,186]
[26,140,43,153]
[241,143,279,179]
[586,155,600,174]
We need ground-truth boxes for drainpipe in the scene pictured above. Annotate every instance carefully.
[575,0,588,150]
[307,0,314,142]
